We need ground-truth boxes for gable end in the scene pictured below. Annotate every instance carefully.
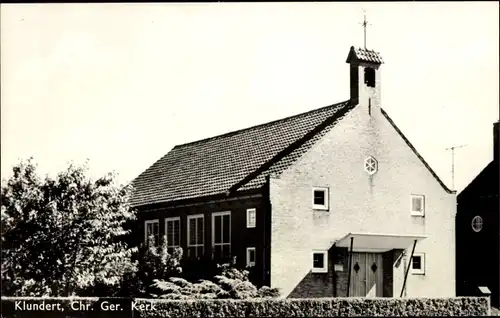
[380,108,454,194]
[230,100,354,193]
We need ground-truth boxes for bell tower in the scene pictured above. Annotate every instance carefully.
[346,46,384,111]
[346,11,384,112]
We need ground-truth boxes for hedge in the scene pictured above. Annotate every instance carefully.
[2,296,491,317]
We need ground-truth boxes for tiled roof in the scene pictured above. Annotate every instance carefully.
[346,46,384,64]
[238,105,354,191]
[130,100,353,207]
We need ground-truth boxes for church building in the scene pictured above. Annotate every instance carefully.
[130,45,457,298]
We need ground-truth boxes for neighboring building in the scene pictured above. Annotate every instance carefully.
[130,46,457,298]
[456,121,499,308]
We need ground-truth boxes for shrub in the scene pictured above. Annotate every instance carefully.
[230,281,258,299]
[130,236,183,297]
[150,264,280,300]
[1,296,491,317]
[257,286,281,298]
[167,277,190,288]
[131,297,491,317]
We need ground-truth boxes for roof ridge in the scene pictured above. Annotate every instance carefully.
[174,100,350,149]
[229,100,356,193]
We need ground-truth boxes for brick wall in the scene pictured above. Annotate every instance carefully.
[268,96,456,298]
[136,193,270,286]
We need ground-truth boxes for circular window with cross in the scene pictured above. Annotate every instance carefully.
[364,156,378,175]
[471,216,483,233]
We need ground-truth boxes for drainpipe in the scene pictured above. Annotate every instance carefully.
[332,244,337,298]
[400,240,417,297]
[346,237,354,297]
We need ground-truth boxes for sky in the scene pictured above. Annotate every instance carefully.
[1,2,498,193]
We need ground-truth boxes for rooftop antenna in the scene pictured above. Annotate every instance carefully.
[359,9,371,49]
[445,144,467,191]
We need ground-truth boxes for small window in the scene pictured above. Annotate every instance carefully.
[144,219,160,245]
[312,251,328,273]
[364,67,376,87]
[410,195,425,217]
[246,208,256,228]
[472,216,483,232]
[364,156,378,175]
[410,253,425,275]
[246,247,256,267]
[312,187,329,210]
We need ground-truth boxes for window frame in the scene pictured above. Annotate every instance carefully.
[144,219,160,245]
[311,250,328,273]
[410,194,425,217]
[212,211,231,259]
[246,208,256,228]
[165,217,181,251]
[246,247,256,267]
[187,214,204,258]
[471,215,483,232]
[312,187,329,211]
[410,252,425,275]
[364,156,378,175]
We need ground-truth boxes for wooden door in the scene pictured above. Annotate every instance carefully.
[349,253,384,297]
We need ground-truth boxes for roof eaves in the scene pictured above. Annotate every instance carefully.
[131,187,263,210]
[380,108,455,195]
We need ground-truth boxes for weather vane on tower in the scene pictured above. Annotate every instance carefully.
[359,9,371,49]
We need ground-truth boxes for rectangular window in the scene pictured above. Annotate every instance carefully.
[411,194,425,216]
[246,247,256,267]
[312,187,329,210]
[165,217,180,253]
[212,211,231,260]
[311,250,328,273]
[187,214,204,259]
[144,219,159,245]
[411,253,425,275]
[246,208,256,228]
[364,67,376,88]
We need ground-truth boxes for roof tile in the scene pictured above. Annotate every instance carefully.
[130,100,352,207]
[347,46,384,64]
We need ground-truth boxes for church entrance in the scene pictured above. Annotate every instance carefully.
[349,252,384,297]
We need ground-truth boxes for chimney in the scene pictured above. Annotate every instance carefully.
[346,46,384,111]
[494,121,499,161]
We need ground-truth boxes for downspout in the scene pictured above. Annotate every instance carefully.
[400,240,417,297]
[263,175,271,287]
[346,237,354,297]
[332,244,337,297]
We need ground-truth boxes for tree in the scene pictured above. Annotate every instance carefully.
[1,158,137,296]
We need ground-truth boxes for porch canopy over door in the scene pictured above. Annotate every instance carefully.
[335,232,427,253]
[335,232,428,297]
